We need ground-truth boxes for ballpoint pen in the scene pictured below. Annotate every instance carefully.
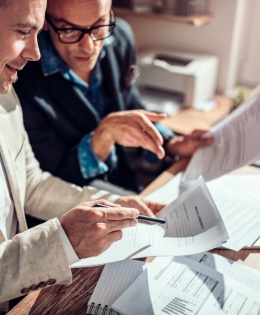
[93,203,166,224]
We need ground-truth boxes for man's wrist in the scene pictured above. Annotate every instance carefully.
[53,218,80,267]
[92,129,114,161]
[164,137,181,161]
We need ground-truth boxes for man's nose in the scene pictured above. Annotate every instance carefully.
[21,36,41,62]
[78,33,95,54]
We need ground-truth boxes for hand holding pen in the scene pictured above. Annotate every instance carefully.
[94,203,166,224]
[60,200,140,259]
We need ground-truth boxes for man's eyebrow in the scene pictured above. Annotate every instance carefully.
[12,22,38,30]
[51,15,108,28]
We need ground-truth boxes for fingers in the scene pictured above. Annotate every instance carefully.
[103,207,140,221]
[81,199,121,208]
[190,129,210,138]
[142,110,167,122]
[77,230,124,258]
[146,200,166,214]
[133,201,157,218]
[105,218,138,233]
[193,137,213,148]
[115,196,166,217]
[134,114,164,146]
[130,127,165,159]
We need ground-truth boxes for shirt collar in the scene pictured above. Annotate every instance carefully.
[39,31,113,78]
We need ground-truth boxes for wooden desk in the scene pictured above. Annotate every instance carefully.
[8,250,260,315]
[8,160,260,315]
[161,95,232,135]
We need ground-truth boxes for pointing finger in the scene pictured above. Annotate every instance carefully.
[104,207,140,220]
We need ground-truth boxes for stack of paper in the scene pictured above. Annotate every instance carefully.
[86,260,148,314]
[111,253,260,315]
[147,173,260,251]
[72,177,228,268]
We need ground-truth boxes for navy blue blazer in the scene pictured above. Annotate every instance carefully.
[15,18,144,192]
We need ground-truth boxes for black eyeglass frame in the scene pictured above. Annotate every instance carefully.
[45,11,116,44]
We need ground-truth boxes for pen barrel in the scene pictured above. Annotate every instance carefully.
[137,216,166,224]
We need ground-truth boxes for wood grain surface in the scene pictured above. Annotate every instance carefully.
[8,248,260,315]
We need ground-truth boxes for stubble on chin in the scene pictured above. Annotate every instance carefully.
[11,74,18,84]
[0,75,18,94]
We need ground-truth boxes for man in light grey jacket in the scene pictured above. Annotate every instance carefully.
[0,0,165,311]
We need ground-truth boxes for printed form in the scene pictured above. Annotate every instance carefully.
[132,177,228,258]
[87,260,148,314]
[112,256,260,315]
[147,173,260,251]
[71,222,164,267]
[188,252,260,292]
[182,91,260,184]
[206,175,260,250]
[72,177,228,267]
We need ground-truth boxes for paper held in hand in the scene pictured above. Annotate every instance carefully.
[182,90,260,185]
[72,177,228,268]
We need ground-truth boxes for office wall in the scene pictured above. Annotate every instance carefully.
[237,0,260,88]
[124,0,246,94]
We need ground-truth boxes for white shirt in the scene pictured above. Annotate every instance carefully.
[0,155,79,266]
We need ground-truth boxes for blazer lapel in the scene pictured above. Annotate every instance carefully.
[0,124,27,233]
[102,45,125,112]
[48,73,101,132]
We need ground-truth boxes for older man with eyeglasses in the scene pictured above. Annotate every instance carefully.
[15,0,213,198]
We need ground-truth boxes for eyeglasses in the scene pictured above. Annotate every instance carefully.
[45,12,116,44]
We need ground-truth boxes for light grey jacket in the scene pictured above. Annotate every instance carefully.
[0,89,114,311]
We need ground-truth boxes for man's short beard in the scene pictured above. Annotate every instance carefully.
[11,74,18,83]
[0,75,18,94]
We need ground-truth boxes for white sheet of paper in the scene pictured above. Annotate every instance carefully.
[145,173,182,203]
[87,260,148,314]
[188,252,260,292]
[206,175,260,250]
[112,256,260,315]
[132,177,228,258]
[182,91,260,184]
[73,177,228,267]
[71,223,164,267]
[147,173,260,251]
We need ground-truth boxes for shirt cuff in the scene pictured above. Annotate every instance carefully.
[154,122,175,140]
[78,132,117,179]
[53,218,80,267]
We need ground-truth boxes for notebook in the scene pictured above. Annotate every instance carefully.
[86,259,148,315]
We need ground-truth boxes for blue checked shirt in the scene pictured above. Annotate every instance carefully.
[39,31,174,179]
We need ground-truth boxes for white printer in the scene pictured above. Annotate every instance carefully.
[137,48,219,109]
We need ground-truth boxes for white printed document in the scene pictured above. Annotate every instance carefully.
[182,91,260,184]
[188,252,260,292]
[73,177,228,267]
[206,175,260,250]
[112,256,260,315]
[71,222,164,267]
[132,177,228,258]
[147,173,260,251]
[87,260,148,314]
